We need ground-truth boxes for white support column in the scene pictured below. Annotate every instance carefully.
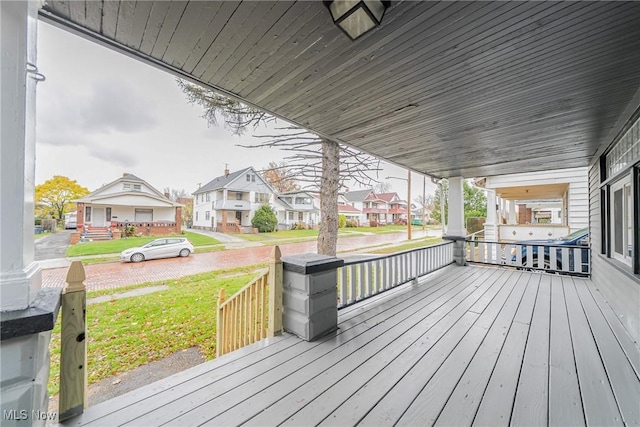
[1,3,58,426]
[484,190,497,241]
[508,200,517,224]
[446,176,466,237]
[446,177,467,266]
[1,0,41,311]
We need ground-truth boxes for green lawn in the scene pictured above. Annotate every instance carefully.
[48,267,261,396]
[237,228,320,241]
[356,224,440,234]
[368,237,443,254]
[66,231,220,257]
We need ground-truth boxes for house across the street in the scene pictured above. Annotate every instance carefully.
[72,173,182,243]
[192,167,276,233]
[275,190,320,229]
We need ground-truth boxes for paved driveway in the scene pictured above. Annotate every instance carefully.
[42,231,438,291]
[34,230,71,261]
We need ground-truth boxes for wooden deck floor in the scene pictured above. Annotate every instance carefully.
[62,265,640,426]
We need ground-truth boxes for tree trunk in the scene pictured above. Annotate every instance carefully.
[317,138,339,256]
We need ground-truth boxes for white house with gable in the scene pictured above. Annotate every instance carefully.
[73,173,182,241]
[275,191,320,229]
[192,167,276,233]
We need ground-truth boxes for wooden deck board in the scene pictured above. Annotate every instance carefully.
[434,273,531,426]
[288,272,502,424]
[510,273,551,426]
[572,276,640,425]
[60,266,640,427]
[563,276,624,426]
[548,275,584,425]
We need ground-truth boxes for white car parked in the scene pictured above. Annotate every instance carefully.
[120,237,194,263]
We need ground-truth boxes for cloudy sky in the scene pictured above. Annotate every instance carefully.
[35,21,436,201]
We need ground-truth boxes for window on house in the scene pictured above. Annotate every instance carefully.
[236,192,243,200]
[85,206,92,222]
[288,212,294,220]
[251,175,255,182]
[135,208,153,222]
[106,207,112,222]
[610,174,634,266]
[133,184,141,191]
[295,197,311,205]
[206,193,211,202]
[602,115,639,274]
[246,174,251,181]
[205,211,210,221]
[196,211,199,221]
[123,183,131,190]
[254,193,269,203]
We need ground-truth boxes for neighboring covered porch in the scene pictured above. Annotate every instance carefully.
[61,264,640,426]
[476,167,589,242]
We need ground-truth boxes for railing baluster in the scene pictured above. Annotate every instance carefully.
[349,264,356,303]
[333,242,457,309]
[340,267,347,307]
[561,247,570,272]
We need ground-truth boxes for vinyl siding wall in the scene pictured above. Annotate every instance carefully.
[589,161,640,343]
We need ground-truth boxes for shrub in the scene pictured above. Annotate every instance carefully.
[338,214,347,228]
[252,204,278,232]
[346,220,358,228]
[291,222,306,230]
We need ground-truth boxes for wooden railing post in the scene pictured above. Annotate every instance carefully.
[267,245,283,337]
[59,261,87,422]
[216,288,226,357]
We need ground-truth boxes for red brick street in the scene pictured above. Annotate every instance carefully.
[42,232,431,291]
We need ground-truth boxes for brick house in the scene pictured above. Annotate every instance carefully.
[73,173,182,242]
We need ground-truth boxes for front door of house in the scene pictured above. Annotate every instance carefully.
[235,211,242,225]
[92,208,105,227]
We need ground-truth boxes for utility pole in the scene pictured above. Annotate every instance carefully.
[422,175,426,232]
[407,169,411,240]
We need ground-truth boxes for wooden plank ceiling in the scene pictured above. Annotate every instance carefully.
[39,1,640,178]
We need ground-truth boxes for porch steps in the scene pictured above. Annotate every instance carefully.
[83,227,112,241]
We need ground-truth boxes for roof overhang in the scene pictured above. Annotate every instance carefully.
[495,183,569,201]
[38,1,640,178]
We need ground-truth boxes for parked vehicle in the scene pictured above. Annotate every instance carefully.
[120,237,194,263]
[64,212,77,229]
[511,228,590,273]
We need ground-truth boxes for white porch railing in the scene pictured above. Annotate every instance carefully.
[336,241,454,309]
[466,239,590,276]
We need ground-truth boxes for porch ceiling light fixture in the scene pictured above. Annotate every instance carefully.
[325,0,390,40]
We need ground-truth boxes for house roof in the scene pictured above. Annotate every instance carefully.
[343,189,374,203]
[121,173,144,182]
[376,192,402,203]
[338,204,361,214]
[193,168,251,194]
[273,197,294,211]
[75,173,181,207]
[194,167,276,195]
